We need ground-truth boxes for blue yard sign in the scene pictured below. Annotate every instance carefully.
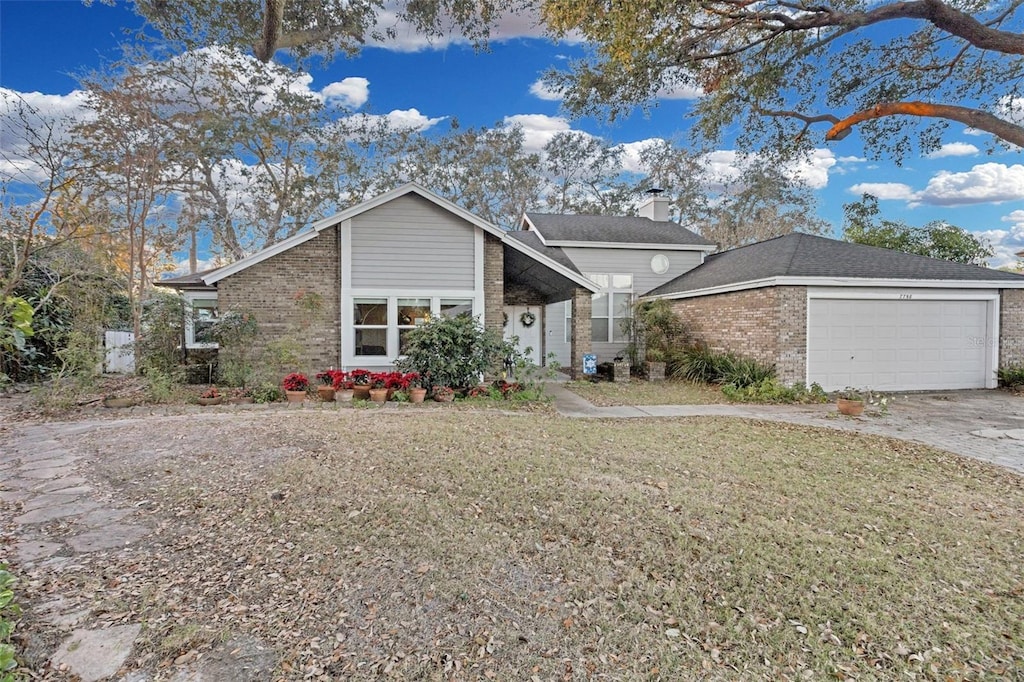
[583,354,597,375]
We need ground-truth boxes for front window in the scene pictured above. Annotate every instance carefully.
[586,273,633,343]
[354,298,387,356]
[349,296,478,359]
[185,293,218,349]
[398,298,430,354]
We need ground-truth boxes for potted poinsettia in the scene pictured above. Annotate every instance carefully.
[350,368,372,400]
[330,370,353,402]
[405,372,427,403]
[368,372,390,403]
[432,385,455,403]
[198,385,222,406]
[282,372,309,403]
[315,369,344,402]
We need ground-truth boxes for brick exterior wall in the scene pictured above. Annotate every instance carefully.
[570,287,593,379]
[999,288,1024,367]
[218,229,341,375]
[669,286,807,385]
[484,234,504,335]
[505,283,546,306]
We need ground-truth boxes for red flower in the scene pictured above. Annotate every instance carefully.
[282,373,309,391]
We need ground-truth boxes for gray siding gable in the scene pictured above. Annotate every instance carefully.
[350,193,476,289]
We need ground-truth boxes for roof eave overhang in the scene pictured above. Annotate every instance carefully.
[502,236,601,293]
[549,240,715,252]
[644,276,1024,300]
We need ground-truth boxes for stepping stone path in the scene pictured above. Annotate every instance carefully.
[2,422,151,680]
[2,417,278,680]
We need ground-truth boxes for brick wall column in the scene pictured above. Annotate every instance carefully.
[483,234,504,334]
[999,288,1024,367]
[570,287,592,379]
[775,286,807,386]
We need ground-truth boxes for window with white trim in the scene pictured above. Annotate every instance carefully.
[586,273,633,343]
[354,298,388,356]
[185,292,218,349]
[398,298,431,355]
[352,296,477,358]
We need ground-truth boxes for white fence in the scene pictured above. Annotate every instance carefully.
[104,331,135,374]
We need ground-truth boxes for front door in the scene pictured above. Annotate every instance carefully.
[503,305,542,366]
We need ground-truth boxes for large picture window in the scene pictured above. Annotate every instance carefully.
[586,273,633,343]
[350,296,477,359]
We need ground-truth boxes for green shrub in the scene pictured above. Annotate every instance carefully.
[210,311,259,387]
[719,355,776,388]
[671,345,723,383]
[722,379,828,404]
[145,367,179,404]
[395,314,516,391]
[996,364,1024,387]
[671,346,774,387]
[138,292,185,376]
[251,383,284,404]
[0,563,21,681]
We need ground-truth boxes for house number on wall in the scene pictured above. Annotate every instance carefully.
[898,293,913,299]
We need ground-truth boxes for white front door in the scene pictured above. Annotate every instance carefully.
[504,305,542,365]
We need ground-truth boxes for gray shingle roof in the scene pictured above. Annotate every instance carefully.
[156,268,220,288]
[504,230,582,274]
[647,232,1024,296]
[525,213,715,247]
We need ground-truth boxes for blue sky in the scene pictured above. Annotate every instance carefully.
[3,0,1023,266]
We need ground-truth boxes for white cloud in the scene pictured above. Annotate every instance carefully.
[997,95,1024,126]
[848,182,916,200]
[917,163,1024,206]
[655,82,702,101]
[1002,209,1024,231]
[1,87,93,184]
[788,148,836,190]
[529,79,564,101]
[503,113,573,152]
[369,8,552,52]
[344,108,445,132]
[321,77,369,108]
[924,142,979,159]
[838,156,866,163]
[615,139,661,174]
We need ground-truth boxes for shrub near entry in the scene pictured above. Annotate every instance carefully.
[396,314,518,391]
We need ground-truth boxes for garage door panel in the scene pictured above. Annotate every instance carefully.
[807,297,990,391]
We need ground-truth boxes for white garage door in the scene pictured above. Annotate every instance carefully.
[807,297,991,391]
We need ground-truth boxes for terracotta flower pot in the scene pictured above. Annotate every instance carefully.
[433,389,454,403]
[317,385,336,402]
[836,398,865,416]
[198,396,223,406]
[408,387,427,404]
[285,390,307,403]
[353,385,371,400]
[369,388,389,403]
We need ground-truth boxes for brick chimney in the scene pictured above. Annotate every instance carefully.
[638,188,669,222]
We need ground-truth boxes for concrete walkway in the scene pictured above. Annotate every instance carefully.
[545,382,1024,475]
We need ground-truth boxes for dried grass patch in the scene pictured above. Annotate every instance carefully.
[565,379,725,406]
[16,412,1024,680]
